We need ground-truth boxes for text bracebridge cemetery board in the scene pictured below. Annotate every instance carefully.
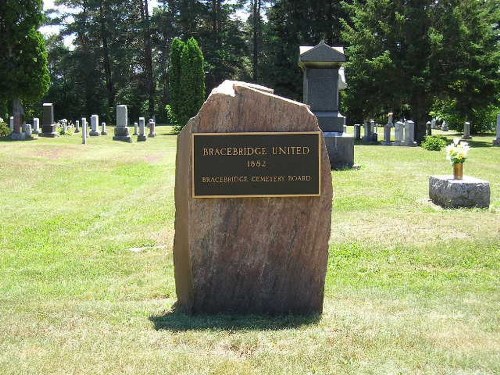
[192,131,321,198]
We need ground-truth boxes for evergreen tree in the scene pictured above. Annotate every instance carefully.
[177,37,205,129]
[168,37,185,125]
[0,0,50,135]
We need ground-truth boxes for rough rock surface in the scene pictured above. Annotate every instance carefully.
[173,80,333,315]
[429,175,490,208]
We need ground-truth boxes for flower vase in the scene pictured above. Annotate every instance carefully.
[453,163,464,180]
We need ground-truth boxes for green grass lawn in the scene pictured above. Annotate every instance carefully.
[0,128,498,374]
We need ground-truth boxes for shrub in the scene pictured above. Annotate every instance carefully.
[421,135,447,151]
[0,121,10,137]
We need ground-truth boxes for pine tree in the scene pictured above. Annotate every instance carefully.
[0,0,50,136]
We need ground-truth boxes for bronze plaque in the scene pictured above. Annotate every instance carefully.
[192,132,321,198]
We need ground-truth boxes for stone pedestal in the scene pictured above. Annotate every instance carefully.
[90,115,100,136]
[429,175,490,208]
[40,103,58,137]
[174,81,332,315]
[113,105,132,142]
[101,122,107,135]
[494,114,500,146]
[75,120,80,133]
[299,41,354,169]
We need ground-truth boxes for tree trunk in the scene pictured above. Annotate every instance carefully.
[99,1,115,117]
[12,98,24,134]
[139,0,155,118]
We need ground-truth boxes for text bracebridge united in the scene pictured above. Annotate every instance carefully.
[192,131,321,198]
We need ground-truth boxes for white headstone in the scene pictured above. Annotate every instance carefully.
[116,105,128,128]
[113,105,131,142]
[493,114,500,146]
[138,117,147,141]
[441,121,449,131]
[133,122,138,135]
[75,120,80,133]
[25,123,32,137]
[101,122,107,135]
[90,114,100,136]
[463,121,471,139]
[395,121,404,145]
[148,119,156,138]
[431,118,437,129]
[33,118,40,134]
[404,120,416,146]
[9,116,14,132]
[82,118,87,144]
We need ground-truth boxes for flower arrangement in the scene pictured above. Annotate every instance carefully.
[446,138,470,165]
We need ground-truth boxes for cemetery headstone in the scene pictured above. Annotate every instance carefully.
[299,41,354,169]
[113,105,132,142]
[133,122,138,135]
[90,115,100,136]
[429,176,490,208]
[173,80,332,315]
[363,121,372,142]
[9,116,14,133]
[463,121,472,139]
[82,118,87,145]
[395,121,404,145]
[24,123,33,138]
[148,119,156,137]
[40,103,58,137]
[431,118,437,129]
[493,114,500,146]
[101,122,107,135]
[404,120,417,146]
[426,121,432,136]
[441,121,449,131]
[354,124,361,140]
[137,117,147,141]
[75,120,80,133]
[384,112,393,145]
[33,118,40,134]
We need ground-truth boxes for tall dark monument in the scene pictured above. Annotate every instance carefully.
[299,41,354,169]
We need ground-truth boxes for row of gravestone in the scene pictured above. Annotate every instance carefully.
[352,114,500,145]
[353,115,417,146]
[7,103,156,143]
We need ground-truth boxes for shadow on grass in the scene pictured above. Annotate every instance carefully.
[150,307,320,332]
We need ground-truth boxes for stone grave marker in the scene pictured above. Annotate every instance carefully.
[101,122,107,135]
[75,120,80,133]
[113,105,132,142]
[33,118,40,134]
[299,41,354,169]
[395,121,404,145]
[426,121,432,136]
[9,116,14,133]
[24,123,33,138]
[90,115,100,136]
[384,113,393,145]
[463,121,472,139]
[137,117,147,141]
[148,119,156,137]
[404,120,416,146]
[173,80,332,315]
[493,114,500,146]
[441,121,449,131]
[354,124,361,140]
[40,103,58,137]
[82,118,87,144]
